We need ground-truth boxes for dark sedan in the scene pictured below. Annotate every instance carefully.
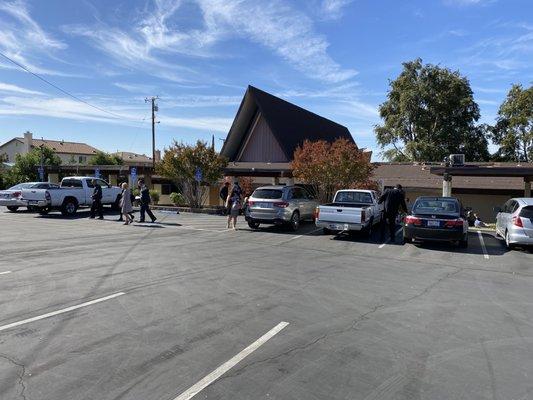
[403,197,468,247]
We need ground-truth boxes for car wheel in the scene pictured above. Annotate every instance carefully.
[505,230,515,250]
[289,211,300,232]
[6,206,19,212]
[61,200,78,216]
[248,220,260,229]
[459,234,468,248]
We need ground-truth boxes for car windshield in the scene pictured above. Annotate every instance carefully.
[253,189,283,199]
[8,183,36,190]
[335,191,373,203]
[413,199,458,214]
[520,206,533,219]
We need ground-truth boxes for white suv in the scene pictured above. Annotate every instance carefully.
[495,198,533,249]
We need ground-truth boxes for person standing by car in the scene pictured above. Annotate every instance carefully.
[226,184,242,230]
[89,179,103,219]
[120,182,133,225]
[378,184,408,243]
[138,178,157,223]
[219,181,230,215]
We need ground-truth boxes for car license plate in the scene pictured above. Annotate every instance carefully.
[330,224,348,230]
[427,220,440,227]
[29,201,39,205]
[258,202,272,208]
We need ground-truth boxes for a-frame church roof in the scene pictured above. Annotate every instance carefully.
[220,86,355,162]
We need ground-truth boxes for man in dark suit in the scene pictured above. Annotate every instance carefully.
[89,179,104,219]
[378,184,407,243]
[138,178,157,223]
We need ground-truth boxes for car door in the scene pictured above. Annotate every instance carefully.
[97,179,113,203]
[296,188,313,219]
[497,200,510,235]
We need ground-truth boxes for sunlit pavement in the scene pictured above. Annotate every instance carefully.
[1,207,533,400]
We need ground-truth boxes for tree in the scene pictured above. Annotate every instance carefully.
[292,138,375,203]
[157,140,227,208]
[375,58,489,162]
[490,84,532,162]
[88,151,123,165]
[5,146,61,186]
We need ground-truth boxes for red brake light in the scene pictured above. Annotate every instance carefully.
[361,209,366,223]
[12,191,21,198]
[314,207,320,220]
[444,218,464,228]
[513,216,523,228]
[248,200,255,206]
[274,201,289,208]
[405,216,422,226]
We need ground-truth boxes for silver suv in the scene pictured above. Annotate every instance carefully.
[495,198,533,249]
[245,185,319,231]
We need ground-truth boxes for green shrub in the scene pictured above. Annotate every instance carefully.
[149,190,160,204]
[169,192,186,206]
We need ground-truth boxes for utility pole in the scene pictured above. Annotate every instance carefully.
[145,96,159,169]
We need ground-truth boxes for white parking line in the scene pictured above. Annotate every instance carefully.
[0,292,125,332]
[173,321,289,400]
[379,227,403,248]
[0,271,12,275]
[477,231,490,260]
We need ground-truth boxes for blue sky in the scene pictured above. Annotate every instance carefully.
[0,0,532,160]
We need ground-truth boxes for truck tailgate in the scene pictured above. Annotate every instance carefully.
[21,188,47,202]
[319,205,363,224]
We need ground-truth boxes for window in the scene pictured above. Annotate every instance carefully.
[78,156,86,163]
[510,201,519,214]
[252,189,283,199]
[412,198,459,214]
[61,179,83,188]
[520,206,533,219]
[335,191,373,204]
[161,184,172,195]
[289,188,305,200]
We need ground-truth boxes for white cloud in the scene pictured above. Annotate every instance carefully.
[0,0,70,76]
[0,82,44,95]
[0,93,232,132]
[320,0,353,20]
[68,0,356,84]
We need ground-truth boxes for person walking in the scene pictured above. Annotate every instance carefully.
[120,182,133,225]
[219,181,230,215]
[117,184,135,222]
[89,179,104,219]
[138,178,157,223]
[378,184,408,243]
[226,184,242,230]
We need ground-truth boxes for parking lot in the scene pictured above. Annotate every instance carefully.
[1,207,533,400]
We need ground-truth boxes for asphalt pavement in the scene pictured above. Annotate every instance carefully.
[1,207,533,400]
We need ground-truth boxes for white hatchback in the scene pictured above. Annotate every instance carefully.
[495,198,533,249]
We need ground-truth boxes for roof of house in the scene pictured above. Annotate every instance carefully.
[6,137,100,155]
[221,86,355,161]
[373,162,533,191]
[113,151,153,164]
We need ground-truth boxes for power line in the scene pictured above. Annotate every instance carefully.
[0,51,143,122]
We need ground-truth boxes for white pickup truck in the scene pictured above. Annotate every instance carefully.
[21,176,122,216]
[315,189,383,236]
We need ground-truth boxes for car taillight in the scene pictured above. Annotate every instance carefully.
[444,218,464,228]
[45,191,51,201]
[513,216,523,227]
[273,201,289,208]
[405,216,422,226]
[248,200,255,206]
[12,191,21,198]
[361,209,366,223]
[314,207,320,220]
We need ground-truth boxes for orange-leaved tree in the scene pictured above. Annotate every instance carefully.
[292,138,375,203]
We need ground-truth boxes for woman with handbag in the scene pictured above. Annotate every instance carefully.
[226,183,242,230]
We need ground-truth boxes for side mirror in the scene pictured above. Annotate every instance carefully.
[493,206,502,214]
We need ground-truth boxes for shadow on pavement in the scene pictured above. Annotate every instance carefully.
[242,220,317,236]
